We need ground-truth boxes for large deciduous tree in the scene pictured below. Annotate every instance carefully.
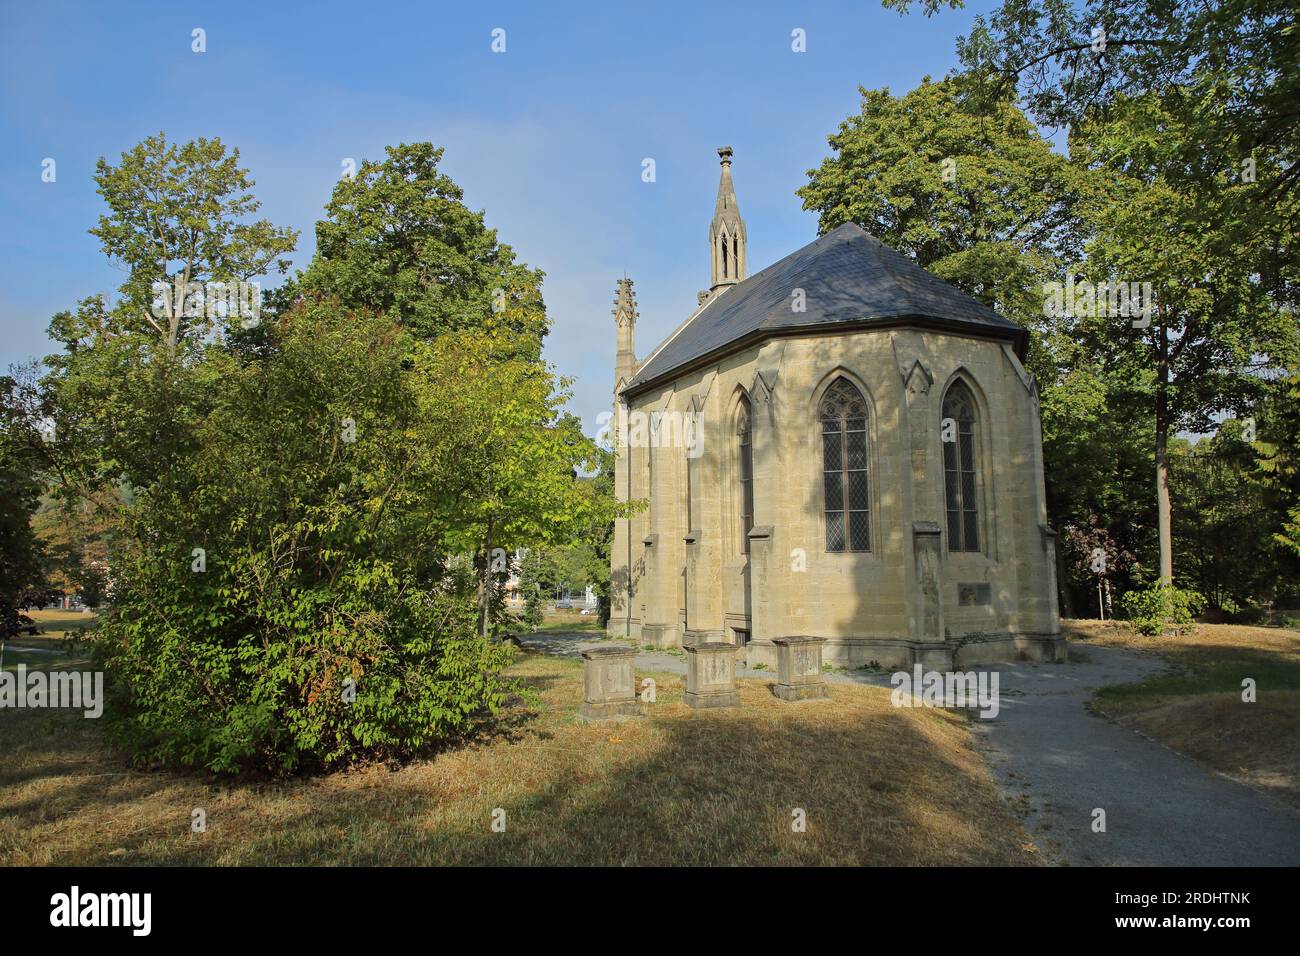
[294,142,546,350]
[90,132,297,352]
[798,78,1137,611]
[886,1,1298,206]
[39,133,623,772]
[798,77,1086,311]
[95,301,525,773]
[1070,93,1299,582]
[46,135,300,499]
[1255,368,1300,560]
[0,371,54,631]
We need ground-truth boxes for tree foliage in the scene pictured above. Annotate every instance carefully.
[0,371,54,630]
[295,143,545,349]
[799,77,1085,315]
[1068,92,1299,580]
[1120,580,1204,635]
[801,60,1299,614]
[1254,368,1300,560]
[885,1,1299,206]
[36,133,619,774]
[89,132,297,352]
[80,301,536,773]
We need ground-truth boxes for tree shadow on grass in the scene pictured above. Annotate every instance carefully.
[249,679,1039,866]
[381,700,1033,866]
[0,655,1037,866]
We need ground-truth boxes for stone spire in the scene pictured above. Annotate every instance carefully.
[709,146,747,293]
[613,276,639,389]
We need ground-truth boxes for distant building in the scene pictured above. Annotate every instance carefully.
[505,548,527,605]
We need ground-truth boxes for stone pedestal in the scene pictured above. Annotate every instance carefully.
[772,636,829,701]
[682,629,722,648]
[913,642,955,670]
[578,646,640,721]
[640,623,679,649]
[684,642,740,709]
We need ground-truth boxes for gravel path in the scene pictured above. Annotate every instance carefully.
[969,644,1300,866]
[522,631,1300,865]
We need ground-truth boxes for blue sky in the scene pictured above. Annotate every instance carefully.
[0,0,995,433]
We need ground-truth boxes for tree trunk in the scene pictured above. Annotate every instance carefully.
[1156,316,1173,584]
[1055,522,1075,618]
[476,553,489,640]
[1047,497,1074,617]
[168,272,188,353]
[477,518,494,640]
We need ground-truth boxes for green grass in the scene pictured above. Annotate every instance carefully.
[1,644,92,672]
[527,620,603,634]
[1071,621,1300,806]
[2,610,98,673]
[1091,626,1300,709]
[1098,657,1300,703]
[25,609,99,639]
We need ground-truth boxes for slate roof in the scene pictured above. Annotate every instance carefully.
[622,222,1027,396]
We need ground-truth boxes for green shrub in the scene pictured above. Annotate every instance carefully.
[87,304,540,774]
[97,556,515,775]
[1120,581,1205,636]
[521,586,545,631]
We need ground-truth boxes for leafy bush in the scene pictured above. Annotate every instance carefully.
[521,586,545,632]
[87,303,539,774]
[98,557,514,774]
[1121,581,1205,636]
[40,138,618,776]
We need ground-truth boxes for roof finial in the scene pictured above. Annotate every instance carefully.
[612,276,638,327]
[709,147,745,292]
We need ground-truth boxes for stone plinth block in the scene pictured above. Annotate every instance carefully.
[772,636,829,701]
[913,642,955,671]
[684,642,740,709]
[578,646,640,721]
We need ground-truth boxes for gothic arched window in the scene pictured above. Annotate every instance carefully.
[721,229,731,278]
[736,396,754,553]
[942,380,980,552]
[820,378,870,552]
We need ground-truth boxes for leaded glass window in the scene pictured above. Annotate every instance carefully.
[942,381,980,552]
[820,378,870,552]
[737,396,754,553]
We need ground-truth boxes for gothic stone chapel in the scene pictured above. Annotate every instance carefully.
[609,148,1064,670]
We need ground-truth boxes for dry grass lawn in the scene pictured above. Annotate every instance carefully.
[0,649,1039,866]
[1067,619,1300,808]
